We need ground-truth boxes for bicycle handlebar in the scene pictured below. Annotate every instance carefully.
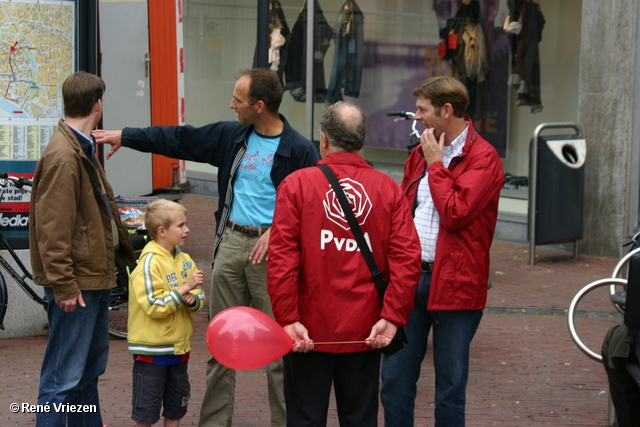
[386,111,415,120]
[387,110,421,152]
[0,172,32,189]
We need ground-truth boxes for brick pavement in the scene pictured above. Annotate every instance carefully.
[0,194,624,426]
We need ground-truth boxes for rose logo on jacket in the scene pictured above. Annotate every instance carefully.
[322,178,372,231]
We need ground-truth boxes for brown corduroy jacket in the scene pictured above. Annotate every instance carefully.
[29,120,136,301]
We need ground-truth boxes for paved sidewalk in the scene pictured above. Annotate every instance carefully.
[0,194,624,426]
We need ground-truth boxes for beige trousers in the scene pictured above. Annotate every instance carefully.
[198,227,286,427]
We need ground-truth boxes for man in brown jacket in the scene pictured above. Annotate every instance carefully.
[29,71,135,426]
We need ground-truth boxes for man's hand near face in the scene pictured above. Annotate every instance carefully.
[420,127,445,165]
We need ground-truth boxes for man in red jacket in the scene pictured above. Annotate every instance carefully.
[380,76,505,427]
[268,101,421,426]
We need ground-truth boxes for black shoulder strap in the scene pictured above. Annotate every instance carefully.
[318,164,387,299]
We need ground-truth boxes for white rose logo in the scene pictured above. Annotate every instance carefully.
[323,178,372,230]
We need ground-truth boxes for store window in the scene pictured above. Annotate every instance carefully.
[500,0,581,217]
[182,0,582,217]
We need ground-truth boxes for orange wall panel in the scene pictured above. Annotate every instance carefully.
[148,0,178,189]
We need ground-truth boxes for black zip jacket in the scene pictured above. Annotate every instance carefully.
[121,115,320,262]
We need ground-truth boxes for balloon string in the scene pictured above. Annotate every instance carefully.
[312,341,366,345]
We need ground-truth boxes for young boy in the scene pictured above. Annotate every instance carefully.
[127,199,206,427]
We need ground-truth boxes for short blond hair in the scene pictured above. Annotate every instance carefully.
[144,199,188,239]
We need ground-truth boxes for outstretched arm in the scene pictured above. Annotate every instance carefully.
[92,130,123,160]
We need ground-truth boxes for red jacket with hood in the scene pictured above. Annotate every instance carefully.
[268,153,421,353]
[402,117,504,311]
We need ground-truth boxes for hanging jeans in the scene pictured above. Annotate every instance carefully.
[326,1,364,104]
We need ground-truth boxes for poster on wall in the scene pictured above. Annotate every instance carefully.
[0,0,75,160]
[0,159,36,247]
[0,0,74,246]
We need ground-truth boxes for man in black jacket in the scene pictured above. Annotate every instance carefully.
[95,68,320,427]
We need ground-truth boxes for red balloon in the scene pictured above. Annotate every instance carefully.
[206,306,293,370]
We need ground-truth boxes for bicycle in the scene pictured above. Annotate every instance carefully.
[567,231,640,362]
[0,171,132,339]
[387,110,421,153]
[108,232,150,339]
[0,173,47,331]
[567,231,640,426]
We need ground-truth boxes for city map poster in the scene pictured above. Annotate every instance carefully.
[0,0,74,245]
[0,0,74,160]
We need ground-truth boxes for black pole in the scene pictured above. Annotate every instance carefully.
[76,0,99,74]
[76,0,104,162]
[256,0,269,68]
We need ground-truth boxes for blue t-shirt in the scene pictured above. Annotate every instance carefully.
[229,130,279,226]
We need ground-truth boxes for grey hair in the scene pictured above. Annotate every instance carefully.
[319,101,367,152]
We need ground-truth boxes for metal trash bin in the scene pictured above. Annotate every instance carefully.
[528,123,586,264]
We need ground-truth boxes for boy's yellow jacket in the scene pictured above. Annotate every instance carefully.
[127,240,205,355]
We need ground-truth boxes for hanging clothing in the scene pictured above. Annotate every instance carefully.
[437,0,492,120]
[325,0,364,104]
[269,28,287,73]
[507,0,546,113]
[284,0,334,103]
[462,22,490,82]
[253,0,290,85]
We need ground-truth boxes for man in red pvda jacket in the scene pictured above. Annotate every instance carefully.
[268,101,421,426]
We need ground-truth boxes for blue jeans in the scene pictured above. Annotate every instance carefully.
[380,272,483,427]
[37,287,111,427]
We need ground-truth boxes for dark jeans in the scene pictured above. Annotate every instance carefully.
[37,287,111,427]
[380,272,482,427]
[283,350,381,427]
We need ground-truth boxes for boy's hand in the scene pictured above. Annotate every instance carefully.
[186,270,204,290]
[183,293,196,306]
[178,270,204,298]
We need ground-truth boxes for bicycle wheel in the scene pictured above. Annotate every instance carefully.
[108,261,129,339]
[0,272,7,330]
[567,277,627,362]
[608,247,640,314]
